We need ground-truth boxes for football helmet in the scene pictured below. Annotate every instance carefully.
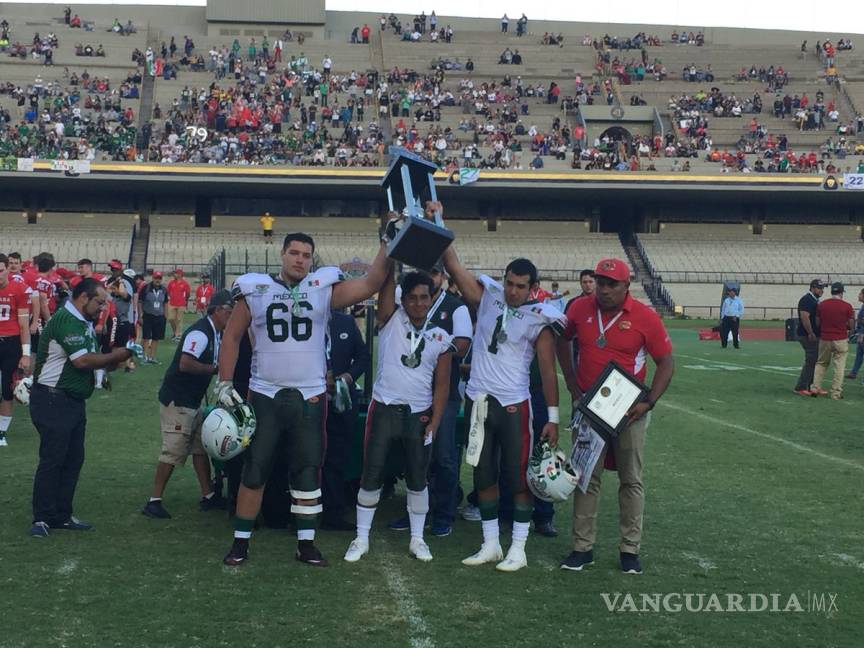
[526,441,580,503]
[201,403,256,461]
[13,376,33,405]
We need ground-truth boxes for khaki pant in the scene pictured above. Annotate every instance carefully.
[159,403,204,465]
[811,339,849,398]
[572,412,650,554]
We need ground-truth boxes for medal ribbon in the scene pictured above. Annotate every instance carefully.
[597,308,623,342]
[500,304,517,337]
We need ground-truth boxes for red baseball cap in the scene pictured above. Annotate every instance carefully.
[153,271,164,279]
[108,259,123,270]
[594,258,630,282]
[174,268,184,275]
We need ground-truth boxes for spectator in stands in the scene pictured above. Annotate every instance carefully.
[260,212,275,244]
[501,14,509,33]
[845,288,864,380]
[811,282,854,400]
[70,14,81,29]
[794,279,824,396]
[719,286,743,349]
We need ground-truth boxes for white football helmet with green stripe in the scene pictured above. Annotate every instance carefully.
[526,441,580,503]
[201,403,256,461]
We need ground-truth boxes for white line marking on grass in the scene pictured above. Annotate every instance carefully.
[57,559,79,575]
[675,353,792,377]
[659,400,864,473]
[776,400,791,405]
[380,557,436,648]
[682,551,717,573]
[708,398,725,404]
[536,557,557,572]
[827,553,864,571]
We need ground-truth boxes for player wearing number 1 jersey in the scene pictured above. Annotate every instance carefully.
[434,201,566,572]
[216,231,392,567]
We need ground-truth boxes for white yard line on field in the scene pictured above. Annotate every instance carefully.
[56,558,79,575]
[379,544,436,648]
[708,398,725,404]
[826,553,864,571]
[675,353,793,377]
[682,551,717,573]
[660,400,864,473]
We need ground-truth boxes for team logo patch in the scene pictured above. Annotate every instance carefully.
[254,284,269,294]
[308,396,320,403]
[63,334,85,345]
[619,321,632,330]
[600,260,617,272]
[308,279,320,287]
[339,332,349,340]
[506,405,518,413]
[420,415,430,423]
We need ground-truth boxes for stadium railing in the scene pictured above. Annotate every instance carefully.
[677,305,796,319]
[652,270,864,284]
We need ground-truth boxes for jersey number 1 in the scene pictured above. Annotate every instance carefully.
[487,314,504,354]
[266,302,312,342]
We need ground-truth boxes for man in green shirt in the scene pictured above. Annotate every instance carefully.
[29,278,138,538]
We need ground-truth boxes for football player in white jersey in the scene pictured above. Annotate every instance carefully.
[432,201,566,572]
[344,270,453,564]
[216,231,392,567]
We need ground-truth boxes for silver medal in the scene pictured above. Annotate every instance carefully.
[403,353,420,368]
[496,330,508,343]
[596,335,606,348]
[292,302,303,317]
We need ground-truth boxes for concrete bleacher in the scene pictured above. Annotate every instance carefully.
[663,282,830,319]
[639,224,864,283]
[0,212,134,265]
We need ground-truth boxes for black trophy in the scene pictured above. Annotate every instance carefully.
[381,146,454,272]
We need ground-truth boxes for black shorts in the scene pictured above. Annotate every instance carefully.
[0,335,23,402]
[142,314,166,341]
[113,321,133,348]
[263,229,273,238]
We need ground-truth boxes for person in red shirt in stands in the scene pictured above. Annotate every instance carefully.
[0,254,32,447]
[195,273,215,314]
[811,282,854,400]
[556,258,674,575]
[166,269,191,341]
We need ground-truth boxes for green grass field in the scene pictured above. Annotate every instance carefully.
[1,321,861,648]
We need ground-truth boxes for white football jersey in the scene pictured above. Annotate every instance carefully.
[466,275,566,406]
[232,267,344,399]
[373,306,454,412]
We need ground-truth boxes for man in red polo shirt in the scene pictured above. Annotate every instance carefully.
[166,269,191,341]
[556,258,674,575]
[811,282,854,400]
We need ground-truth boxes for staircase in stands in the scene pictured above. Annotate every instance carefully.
[130,220,150,273]
[619,233,674,315]
[136,24,160,152]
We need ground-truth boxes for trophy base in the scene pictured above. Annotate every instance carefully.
[387,218,455,272]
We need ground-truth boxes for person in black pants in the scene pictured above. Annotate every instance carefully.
[719,287,743,349]
[322,309,369,530]
[30,279,135,537]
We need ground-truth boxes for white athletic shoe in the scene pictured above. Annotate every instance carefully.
[343,537,369,563]
[461,504,481,521]
[496,544,528,572]
[409,537,433,562]
[0,435,7,447]
[462,541,503,566]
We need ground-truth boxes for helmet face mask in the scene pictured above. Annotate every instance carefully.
[13,376,33,405]
[526,441,580,503]
[201,403,257,461]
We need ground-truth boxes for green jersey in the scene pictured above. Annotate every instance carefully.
[34,302,99,400]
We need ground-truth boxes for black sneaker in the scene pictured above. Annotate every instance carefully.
[223,539,249,566]
[295,540,329,567]
[142,500,172,519]
[620,552,643,574]
[560,550,594,571]
[51,516,93,531]
[199,493,227,512]
[534,520,559,538]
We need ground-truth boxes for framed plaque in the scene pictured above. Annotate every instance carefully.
[577,361,648,440]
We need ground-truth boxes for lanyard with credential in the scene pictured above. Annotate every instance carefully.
[596,308,623,348]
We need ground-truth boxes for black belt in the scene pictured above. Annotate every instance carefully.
[33,383,82,400]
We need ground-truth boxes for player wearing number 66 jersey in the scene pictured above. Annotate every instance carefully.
[344,270,453,564]
[432,201,566,573]
[216,231,393,568]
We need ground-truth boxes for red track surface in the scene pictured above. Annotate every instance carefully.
[698,327,786,341]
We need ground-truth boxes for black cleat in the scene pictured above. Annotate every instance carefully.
[199,493,227,512]
[142,500,172,519]
[295,540,329,567]
[534,520,559,538]
[620,552,643,574]
[223,539,249,566]
[560,550,594,571]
